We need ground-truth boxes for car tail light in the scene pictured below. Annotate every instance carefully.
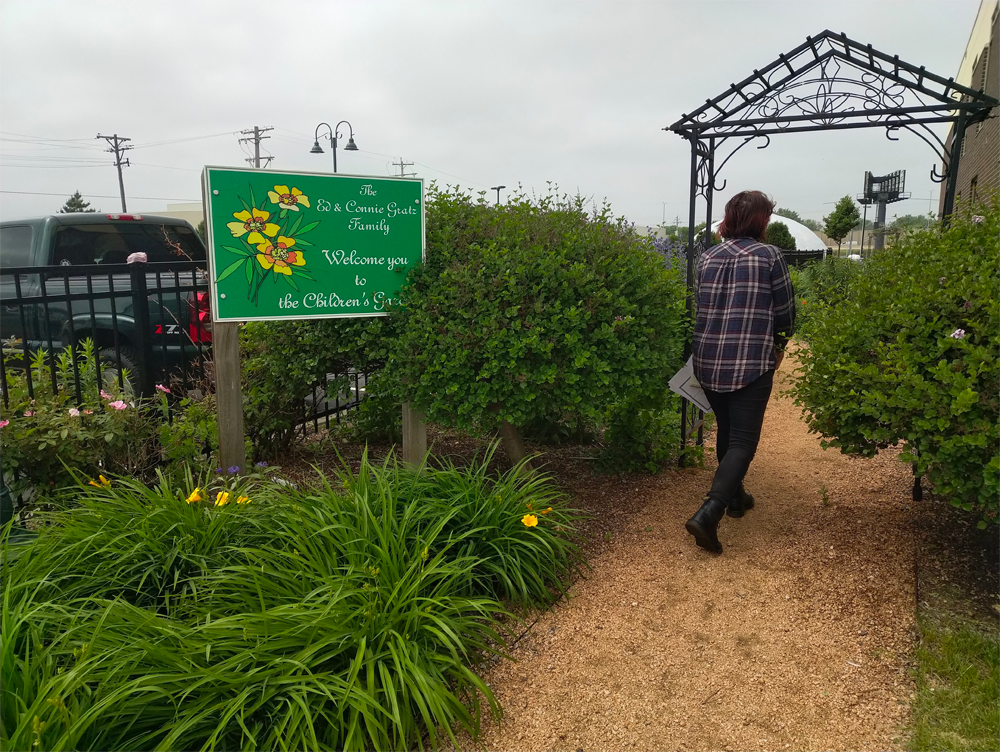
[188,291,213,343]
[106,214,143,220]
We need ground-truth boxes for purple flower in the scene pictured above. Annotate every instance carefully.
[215,468,224,474]
[228,466,240,474]
[964,301,972,310]
[950,328,966,340]
[255,461,269,468]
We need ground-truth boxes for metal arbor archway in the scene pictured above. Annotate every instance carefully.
[666,29,998,458]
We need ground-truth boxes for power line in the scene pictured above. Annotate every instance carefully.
[96,133,133,212]
[1,189,199,201]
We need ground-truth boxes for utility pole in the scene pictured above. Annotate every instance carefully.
[239,126,273,168]
[96,133,132,212]
[392,157,415,178]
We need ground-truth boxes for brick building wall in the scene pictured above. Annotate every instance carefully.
[939,3,1000,215]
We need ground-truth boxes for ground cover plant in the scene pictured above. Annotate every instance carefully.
[910,613,999,751]
[792,202,999,525]
[1,448,584,751]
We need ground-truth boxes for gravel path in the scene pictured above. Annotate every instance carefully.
[463,354,917,751]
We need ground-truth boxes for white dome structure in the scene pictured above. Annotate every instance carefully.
[711,215,828,252]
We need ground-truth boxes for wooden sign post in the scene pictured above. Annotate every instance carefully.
[202,167,426,469]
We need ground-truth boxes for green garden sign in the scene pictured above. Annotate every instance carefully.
[203,166,424,322]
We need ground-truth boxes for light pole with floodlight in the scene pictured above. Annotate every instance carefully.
[310,121,358,173]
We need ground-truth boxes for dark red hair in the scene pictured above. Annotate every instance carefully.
[718,190,775,241]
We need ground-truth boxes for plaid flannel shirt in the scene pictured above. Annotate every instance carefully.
[693,237,795,393]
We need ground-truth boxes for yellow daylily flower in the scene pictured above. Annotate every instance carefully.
[522,514,539,528]
[236,495,251,505]
[186,487,203,504]
[227,208,280,241]
[267,185,310,212]
[88,474,111,488]
[255,236,305,276]
[215,491,230,507]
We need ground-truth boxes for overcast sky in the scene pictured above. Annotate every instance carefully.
[0,1,979,228]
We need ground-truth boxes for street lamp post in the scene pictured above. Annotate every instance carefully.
[310,120,358,173]
[490,185,506,204]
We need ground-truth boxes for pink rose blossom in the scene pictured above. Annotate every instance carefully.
[82,409,94,415]
[0,419,8,429]
[23,411,34,417]
[155,384,171,394]
[950,328,966,340]
[68,408,81,417]
[108,400,128,410]
[100,390,113,400]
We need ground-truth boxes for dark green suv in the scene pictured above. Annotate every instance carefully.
[0,213,212,391]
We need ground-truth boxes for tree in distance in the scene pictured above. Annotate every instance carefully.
[775,207,821,232]
[824,196,861,251]
[765,221,797,250]
[60,191,97,213]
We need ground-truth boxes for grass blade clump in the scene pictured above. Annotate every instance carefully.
[1,448,586,750]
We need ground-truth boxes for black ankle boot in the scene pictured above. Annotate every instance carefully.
[727,486,755,518]
[685,496,727,554]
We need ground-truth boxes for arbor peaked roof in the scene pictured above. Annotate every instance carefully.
[667,29,999,140]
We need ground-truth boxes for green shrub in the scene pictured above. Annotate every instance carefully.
[789,257,862,339]
[792,202,999,525]
[1,451,585,750]
[0,342,220,509]
[386,185,688,468]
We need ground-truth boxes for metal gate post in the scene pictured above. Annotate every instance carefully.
[129,261,155,397]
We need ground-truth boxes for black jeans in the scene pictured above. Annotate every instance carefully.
[703,370,774,504]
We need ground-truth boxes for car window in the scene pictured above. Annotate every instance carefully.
[52,223,206,266]
[0,226,34,268]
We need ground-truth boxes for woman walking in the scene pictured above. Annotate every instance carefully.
[685,190,795,554]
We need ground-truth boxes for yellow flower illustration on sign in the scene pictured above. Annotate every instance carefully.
[215,491,231,507]
[227,208,280,243]
[256,236,305,276]
[267,185,310,212]
[186,488,203,504]
[522,514,539,527]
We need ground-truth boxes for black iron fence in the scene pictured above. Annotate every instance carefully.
[1,261,212,405]
[1,261,371,436]
[300,369,370,437]
[780,249,828,267]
